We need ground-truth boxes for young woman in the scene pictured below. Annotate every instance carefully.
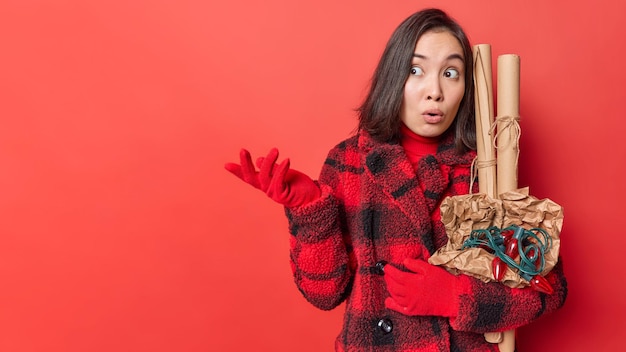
[225,8,567,351]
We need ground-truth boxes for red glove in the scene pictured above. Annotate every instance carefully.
[224,148,321,208]
[384,258,467,317]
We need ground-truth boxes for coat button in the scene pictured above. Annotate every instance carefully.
[375,260,387,275]
[377,318,393,334]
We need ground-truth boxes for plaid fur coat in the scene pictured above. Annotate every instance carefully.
[285,130,567,352]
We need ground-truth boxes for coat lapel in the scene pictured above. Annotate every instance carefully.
[360,134,436,238]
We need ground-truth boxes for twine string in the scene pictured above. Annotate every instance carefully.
[491,115,521,149]
[470,115,521,194]
[492,115,521,173]
[469,156,496,194]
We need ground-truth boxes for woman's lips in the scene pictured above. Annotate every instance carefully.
[423,110,444,123]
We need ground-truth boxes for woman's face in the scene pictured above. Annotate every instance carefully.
[399,30,465,138]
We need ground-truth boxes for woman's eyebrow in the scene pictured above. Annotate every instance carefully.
[412,53,464,61]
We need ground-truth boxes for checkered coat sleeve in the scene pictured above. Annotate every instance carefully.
[285,131,567,352]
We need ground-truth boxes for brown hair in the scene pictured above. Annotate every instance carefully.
[357,8,476,152]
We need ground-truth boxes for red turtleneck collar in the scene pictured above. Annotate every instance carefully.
[400,123,441,169]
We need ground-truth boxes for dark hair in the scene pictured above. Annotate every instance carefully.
[357,8,476,152]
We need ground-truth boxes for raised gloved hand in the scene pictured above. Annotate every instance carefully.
[224,148,321,208]
[384,258,467,317]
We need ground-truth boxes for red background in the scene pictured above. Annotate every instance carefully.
[1,1,624,351]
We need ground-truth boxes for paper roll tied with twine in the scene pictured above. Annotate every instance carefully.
[472,44,497,199]
[431,45,521,351]
[496,54,521,196]
[429,45,564,351]
[491,53,521,352]
[472,44,513,348]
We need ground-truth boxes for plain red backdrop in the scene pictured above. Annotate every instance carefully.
[1,0,624,351]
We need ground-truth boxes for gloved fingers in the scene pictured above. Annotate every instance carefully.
[238,148,261,188]
[403,258,430,274]
[257,148,280,191]
[224,162,243,178]
[267,158,291,201]
[383,265,408,299]
[385,297,409,314]
[273,158,290,184]
[224,149,261,190]
[385,281,407,301]
[384,263,411,282]
[255,157,265,169]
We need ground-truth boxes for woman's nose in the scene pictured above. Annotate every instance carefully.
[426,77,443,101]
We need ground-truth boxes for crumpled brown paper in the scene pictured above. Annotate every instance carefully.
[428,187,563,288]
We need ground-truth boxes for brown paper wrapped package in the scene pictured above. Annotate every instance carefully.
[428,187,563,287]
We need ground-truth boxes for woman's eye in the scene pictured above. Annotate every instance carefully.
[410,66,424,76]
[444,68,460,78]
